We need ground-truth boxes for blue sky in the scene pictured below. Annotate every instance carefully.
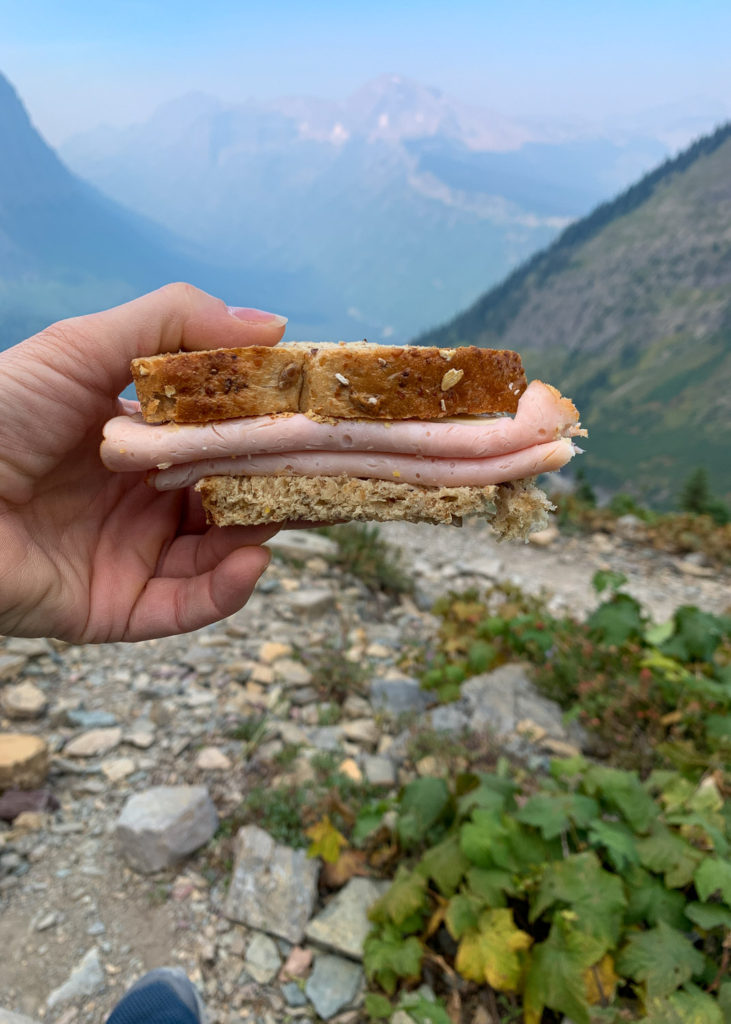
[1,0,730,144]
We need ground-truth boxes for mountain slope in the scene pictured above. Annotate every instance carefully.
[418,124,731,506]
[0,73,320,348]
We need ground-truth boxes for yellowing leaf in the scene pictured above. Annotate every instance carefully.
[584,954,619,1005]
[455,907,532,993]
[306,815,348,863]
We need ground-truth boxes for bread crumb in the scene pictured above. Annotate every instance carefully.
[393,470,401,478]
[439,350,454,360]
[137,365,150,376]
[441,368,464,391]
[335,373,350,386]
[440,399,447,412]
[164,385,176,397]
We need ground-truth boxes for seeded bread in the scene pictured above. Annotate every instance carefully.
[132,342,526,423]
[195,474,552,535]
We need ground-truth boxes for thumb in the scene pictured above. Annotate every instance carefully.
[25,282,288,398]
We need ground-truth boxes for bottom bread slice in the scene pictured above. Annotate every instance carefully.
[196,475,552,537]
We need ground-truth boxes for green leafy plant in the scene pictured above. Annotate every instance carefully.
[363,761,731,1022]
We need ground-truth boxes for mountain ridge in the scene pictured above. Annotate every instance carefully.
[417,122,731,506]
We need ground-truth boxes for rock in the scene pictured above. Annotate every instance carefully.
[224,825,319,943]
[675,556,715,578]
[614,514,647,541]
[244,931,282,984]
[115,785,218,874]
[528,524,559,547]
[11,811,47,832]
[363,755,396,787]
[341,718,380,747]
[46,947,105,1010]
[0,1010,42,1024]
[286,589,336,618]
[306,877,388,960]
[590,532,614,554]
[281,946,313,980]
[305,954,363,1020]
[456,555,503,579]
[0,788,58,822]
[64,727,122,758]
[100,757,136,783]
[426,704,470,734]
[0,734,49,790]
[0,682,47,720]
[281,981,309,1008]
[195,746,233,771]
[370,677,431,715]
[273,659,313,687]
[258,641,293,664]
[338,758,362,782]
[64,708,118,729]
[0,655,28,682]
[3,637,51,659]
[124,726,156,749]
[266,532,339,560]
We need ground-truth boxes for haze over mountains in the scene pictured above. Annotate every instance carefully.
[59,74,677,343]
[1,67,729,505]
[0,72,320,348]
[421,125,731,506]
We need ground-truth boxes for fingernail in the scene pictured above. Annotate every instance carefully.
[227,306,288,326]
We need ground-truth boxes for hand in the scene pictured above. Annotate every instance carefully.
[0,283,287,642]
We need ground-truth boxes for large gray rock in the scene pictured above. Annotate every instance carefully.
[224,825,319,943]
[46,947,105,1010]
[370,677,431,715]
[305,954,363,1020]
[305,877,388,959]
[462,664,584,746]
[115,785,218,874]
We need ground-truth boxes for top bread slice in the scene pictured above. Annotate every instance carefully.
[132,342,527,424]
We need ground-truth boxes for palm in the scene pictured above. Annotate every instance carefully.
[0,287,287,642]
[0,431,276,641]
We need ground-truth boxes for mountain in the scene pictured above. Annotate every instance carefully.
[0,73,322,349]
[59,75,672,344]
[418,124,731,507]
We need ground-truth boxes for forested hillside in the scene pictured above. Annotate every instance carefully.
[419,124,731,505]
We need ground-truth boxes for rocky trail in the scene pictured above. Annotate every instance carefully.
[0,519,728,1024]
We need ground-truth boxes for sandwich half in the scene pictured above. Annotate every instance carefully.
[101,342,586,538]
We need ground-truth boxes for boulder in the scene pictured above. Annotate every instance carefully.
[115,785,218,874]
[224,825,319,943]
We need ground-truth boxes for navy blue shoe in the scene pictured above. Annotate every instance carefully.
[106,967,206,1024]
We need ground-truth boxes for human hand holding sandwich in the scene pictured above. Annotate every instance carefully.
[0,283,287,643]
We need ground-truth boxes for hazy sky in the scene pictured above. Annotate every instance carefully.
[2,0,730,145]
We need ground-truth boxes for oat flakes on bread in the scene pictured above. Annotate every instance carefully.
[131,342,527,423]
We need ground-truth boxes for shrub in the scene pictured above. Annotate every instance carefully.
[364,761,731,1023]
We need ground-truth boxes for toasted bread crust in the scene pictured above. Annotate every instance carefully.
[195,474,551,535]
[132,342,526,423]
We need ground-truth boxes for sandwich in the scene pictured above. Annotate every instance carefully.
[101,342,586,538]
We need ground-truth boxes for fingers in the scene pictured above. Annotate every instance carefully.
[158,523,281,577]
[126,545,271,640]
[28,282,288,398]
